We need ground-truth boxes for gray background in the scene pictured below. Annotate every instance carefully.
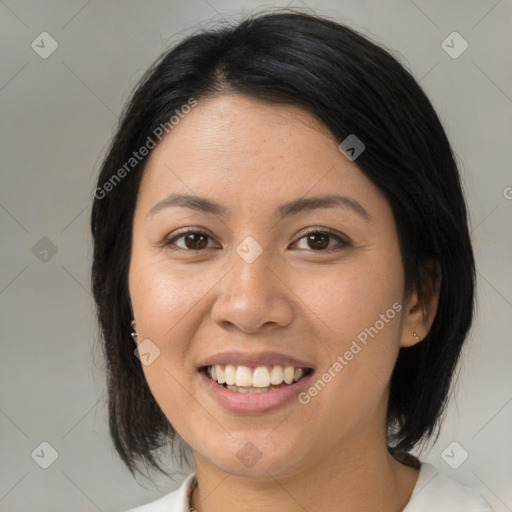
[1,0,511,511]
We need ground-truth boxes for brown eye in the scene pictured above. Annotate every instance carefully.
[307,232,329,250]
[293,230,348,252]
[165,230,216,251]
[183,232,209,250]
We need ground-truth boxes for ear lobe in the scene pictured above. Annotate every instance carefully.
[400,260,442,348]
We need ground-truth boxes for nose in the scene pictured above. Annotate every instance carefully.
[210,246,294,334]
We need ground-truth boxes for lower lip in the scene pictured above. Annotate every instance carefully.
[199,370,314,414]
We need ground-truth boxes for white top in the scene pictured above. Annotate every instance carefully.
[125,462,493,511]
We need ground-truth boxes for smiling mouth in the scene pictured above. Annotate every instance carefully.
[202,364,313,393]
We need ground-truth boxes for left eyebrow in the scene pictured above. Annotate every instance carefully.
[277,194,371,222]
[147,193,371,222]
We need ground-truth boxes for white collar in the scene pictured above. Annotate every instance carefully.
[127,462,492,511]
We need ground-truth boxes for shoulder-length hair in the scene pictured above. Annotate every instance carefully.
[91,9,475,478]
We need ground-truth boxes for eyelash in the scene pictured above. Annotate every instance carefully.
[163,228,349,253]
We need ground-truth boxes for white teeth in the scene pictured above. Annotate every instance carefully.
[294,368,304,382]
[270,365,284,385]
[235,366,253,387]
[252,366,271,387]
[216,365,226,384]
[283,366,295,384]
[207,364,309,389]
[225,365,236,386]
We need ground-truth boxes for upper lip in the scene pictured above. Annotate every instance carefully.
[198,351,315,369]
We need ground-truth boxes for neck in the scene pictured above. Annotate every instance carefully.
[190,432,419,512]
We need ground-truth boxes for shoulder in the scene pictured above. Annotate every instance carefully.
[124,473,196,512]
[404,462,494,511]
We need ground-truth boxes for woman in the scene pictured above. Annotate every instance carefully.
[90,10,493,512]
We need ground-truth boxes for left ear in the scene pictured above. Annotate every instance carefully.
[400,259,442,348]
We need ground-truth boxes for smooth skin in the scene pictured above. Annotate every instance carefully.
[128,94,440,512]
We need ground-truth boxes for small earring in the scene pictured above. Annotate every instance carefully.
[131,319,138,343]
[413,332,420,341]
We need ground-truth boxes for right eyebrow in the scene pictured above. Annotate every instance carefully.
[147,193,228,218]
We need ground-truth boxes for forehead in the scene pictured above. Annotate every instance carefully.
[136,94,385,217]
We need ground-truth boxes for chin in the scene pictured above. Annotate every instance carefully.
[194,432,309,480]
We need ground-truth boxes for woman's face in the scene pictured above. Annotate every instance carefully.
[129,94,415,479]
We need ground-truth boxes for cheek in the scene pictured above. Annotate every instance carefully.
[129,255,209,343]
[129,257,212,434]
[292,253,404,347]
[292,250,404,409]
